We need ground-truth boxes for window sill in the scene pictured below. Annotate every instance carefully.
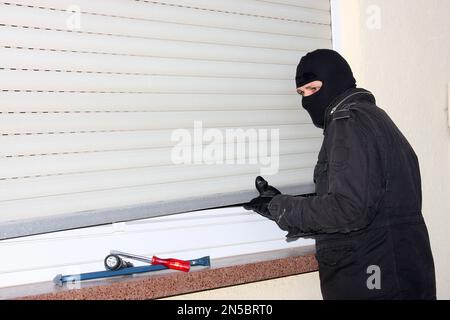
[6,248,317,300]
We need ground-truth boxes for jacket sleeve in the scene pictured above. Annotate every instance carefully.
[268,115,385,235]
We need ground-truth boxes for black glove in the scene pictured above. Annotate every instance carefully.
[243,176,281,220]
[286,227,302,239]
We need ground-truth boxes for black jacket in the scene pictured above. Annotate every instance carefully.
[268,88,436,299]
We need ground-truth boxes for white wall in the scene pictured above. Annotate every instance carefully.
[173,0,450,300]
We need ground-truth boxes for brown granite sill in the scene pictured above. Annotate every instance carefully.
[7,250,318,300]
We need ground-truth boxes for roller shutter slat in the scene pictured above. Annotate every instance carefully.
[3,0,332,39]
[0,47,295,79]
[0,110,310,134]
[0,4,330,52]
[0,138,321,179]
[0,153,318,201]
[0,92,301,112]
[0,125,320,156]
[0,169,315,222]
[0,26,310,65]
[0,70,295,93]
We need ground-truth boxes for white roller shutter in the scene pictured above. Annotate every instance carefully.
[0,0,331,239]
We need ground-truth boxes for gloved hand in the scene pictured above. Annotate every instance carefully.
[286,227,302,239]
[243,176,281,220]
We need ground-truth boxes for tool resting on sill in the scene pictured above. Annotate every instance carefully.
[106,250,192,272]
[54,253,210,286]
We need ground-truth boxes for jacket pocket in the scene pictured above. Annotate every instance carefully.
[316,245,355,267]
[330,145,349,171]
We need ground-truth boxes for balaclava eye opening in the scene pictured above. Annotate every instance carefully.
[296,49,356,129]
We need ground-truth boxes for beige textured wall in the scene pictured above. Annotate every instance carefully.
[329,0,450,299]
[167,0,450,300]
[162,271,322,300]
[354,0,450,299]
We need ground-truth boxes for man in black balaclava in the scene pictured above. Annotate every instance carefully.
[296,49,356,128]
[245,49,436,300]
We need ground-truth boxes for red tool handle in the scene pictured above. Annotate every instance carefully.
[151,256,191,272]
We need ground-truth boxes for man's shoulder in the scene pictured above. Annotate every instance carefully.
[327,101,386,140]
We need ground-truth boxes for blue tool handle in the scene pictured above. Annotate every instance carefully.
[54,264,166,285]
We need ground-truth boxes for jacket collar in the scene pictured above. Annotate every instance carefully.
[323,88,376,133]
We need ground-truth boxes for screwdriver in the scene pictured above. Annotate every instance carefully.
[110,250,191,272]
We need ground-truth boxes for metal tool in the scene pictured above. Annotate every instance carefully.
[108,250,191,272]
[54,256,211,286]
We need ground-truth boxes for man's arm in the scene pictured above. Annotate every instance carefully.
[268,116,385,235]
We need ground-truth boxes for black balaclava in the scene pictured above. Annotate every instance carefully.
[296,49,356,128]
